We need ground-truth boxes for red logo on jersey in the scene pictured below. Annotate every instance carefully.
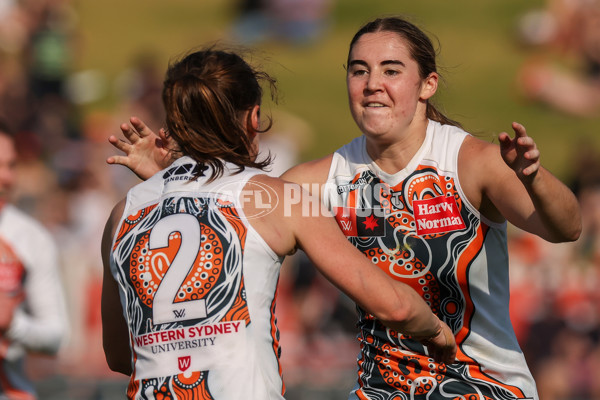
[178,356,191,372]
[413,196,465,235]
[334,207,385,237]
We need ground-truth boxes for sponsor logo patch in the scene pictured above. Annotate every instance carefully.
[413,196,465,235]
[178,355,191,372]
[334,207,385,237]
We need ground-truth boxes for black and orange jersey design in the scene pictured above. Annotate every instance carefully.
[325,121,538,400]
[110,158,284,400]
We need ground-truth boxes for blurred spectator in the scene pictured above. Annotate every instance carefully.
[0,122,68,400]
[25,0,77,101]
[113,51,165,134]
[508,142,600,399]
[516,0,600,117]
[231,0,335,45]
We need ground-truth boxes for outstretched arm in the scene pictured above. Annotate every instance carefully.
[107,117,174,180]
[247,175,457,365]
[461,122,581,243]
[293,187,456,364]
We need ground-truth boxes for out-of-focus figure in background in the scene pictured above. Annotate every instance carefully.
[0,123,68,400]
[230,0,335,45]
[516,0,600,117]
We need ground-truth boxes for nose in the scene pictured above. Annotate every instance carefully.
[365,72,383,93]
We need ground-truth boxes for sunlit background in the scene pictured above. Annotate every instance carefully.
[4,0,600,398]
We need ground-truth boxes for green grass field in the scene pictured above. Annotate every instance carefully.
[73,0,600,179]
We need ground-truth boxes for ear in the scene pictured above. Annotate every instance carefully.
[247,104,261,139]
[419,72,438,101]
[251,104,260,132]
[158,128,172,149]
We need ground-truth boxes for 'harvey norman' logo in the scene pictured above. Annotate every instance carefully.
[413,196,465,235]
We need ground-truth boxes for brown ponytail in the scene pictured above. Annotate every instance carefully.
[162,47,277,181]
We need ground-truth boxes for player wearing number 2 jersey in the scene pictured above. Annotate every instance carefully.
[107,158,285,399]
[101,48,456,400]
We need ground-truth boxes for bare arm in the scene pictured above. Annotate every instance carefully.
[101,199,133,375]
[460,122,581,243]
[247,175,456,364]
[280,154,333,190]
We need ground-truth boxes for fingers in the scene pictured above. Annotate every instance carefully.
[427,322,457,365]
[522,159,541,176]
[108,135,130,150]
[498,132,512,152]
[129,116,154,138]
[512,121,527,137]
[500,122,528,142]
[106,136,133,166]
[106,155,130,167]
[120,123,141,143]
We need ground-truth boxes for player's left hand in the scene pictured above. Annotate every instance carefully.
[107,116,173,181]
[498,122,540,184]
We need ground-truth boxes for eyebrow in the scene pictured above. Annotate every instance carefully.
[348,59,406,68]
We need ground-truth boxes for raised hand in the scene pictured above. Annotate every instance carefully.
[107,117,173,180]
[498,122,541,184]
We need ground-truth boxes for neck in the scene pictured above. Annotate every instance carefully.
[365,118,429,174]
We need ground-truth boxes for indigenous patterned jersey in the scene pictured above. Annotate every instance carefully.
[110,157,284,400]
[323,121,538,400]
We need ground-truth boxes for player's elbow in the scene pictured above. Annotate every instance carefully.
[104,351,132,375]
[567,217,583,242]
[547,218,582,243]
[562,224,582,243]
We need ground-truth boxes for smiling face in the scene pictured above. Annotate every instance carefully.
[346,31,437,141]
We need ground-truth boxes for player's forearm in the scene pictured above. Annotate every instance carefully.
[525,167,581,242]
[366,279,442,339]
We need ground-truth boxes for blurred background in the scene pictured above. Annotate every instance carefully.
[3,0,600,398]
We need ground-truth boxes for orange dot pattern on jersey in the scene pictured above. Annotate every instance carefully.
[129,223,224,307]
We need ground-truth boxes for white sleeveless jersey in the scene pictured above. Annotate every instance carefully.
[109,157,285,400]
[324,121,538,400]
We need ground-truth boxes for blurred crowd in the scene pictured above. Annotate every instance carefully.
[0,0,599,399]
[516,0,600,117]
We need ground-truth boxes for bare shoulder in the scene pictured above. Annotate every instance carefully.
[102,198,127,257]
[242,174,297,256]
[280,154,333,186]
[109,198,127,228]
[458,135,505,219]
[460,135,499,162]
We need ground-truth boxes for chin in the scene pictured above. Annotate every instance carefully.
[361,126,391,137]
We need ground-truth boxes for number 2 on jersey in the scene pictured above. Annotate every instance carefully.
[149,213,207,324]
